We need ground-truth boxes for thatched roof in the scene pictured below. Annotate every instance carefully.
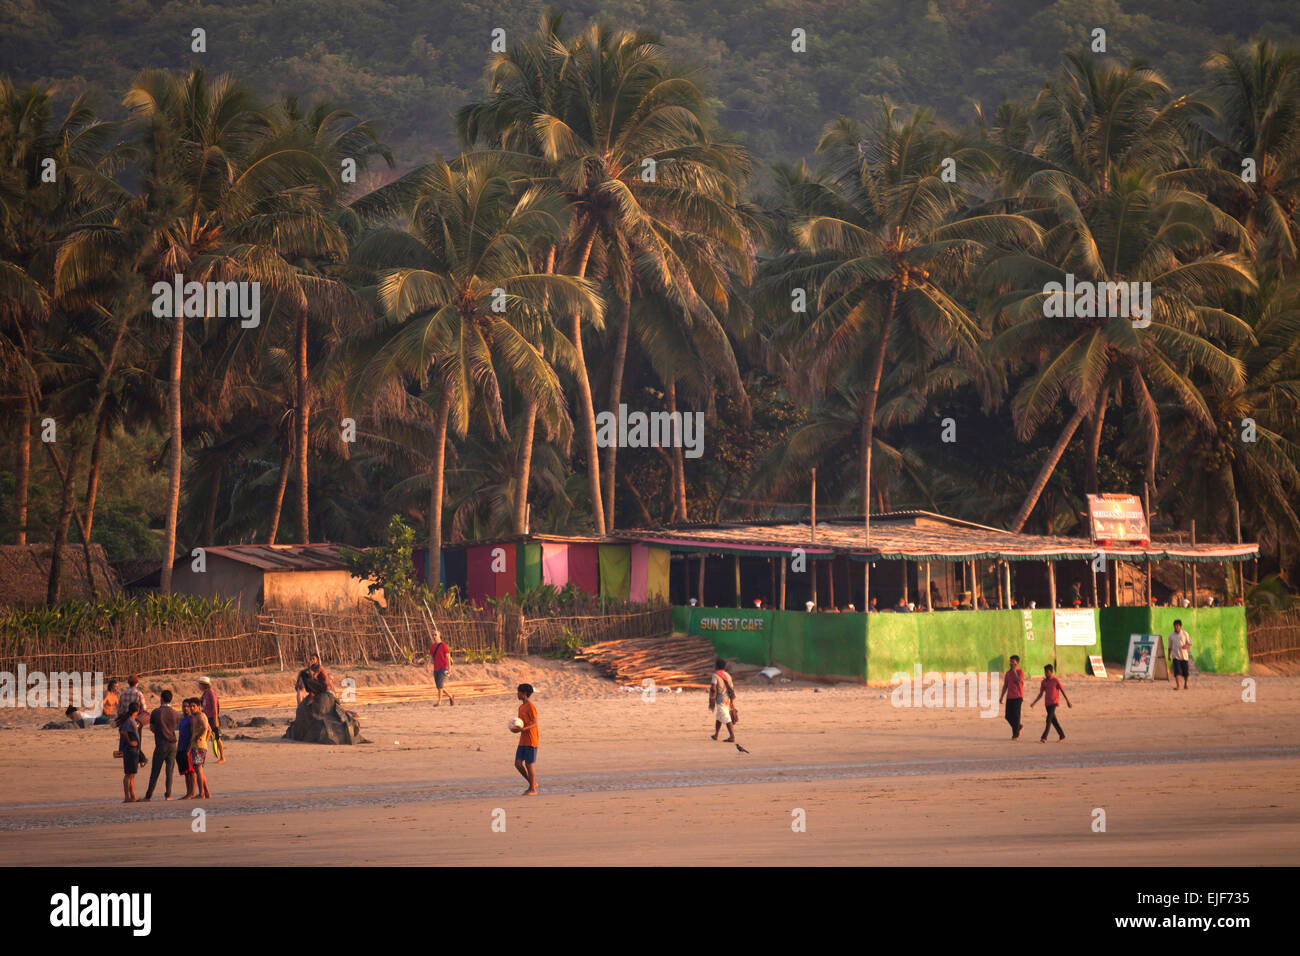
[622,511,1258,563]
[0,544,121,608]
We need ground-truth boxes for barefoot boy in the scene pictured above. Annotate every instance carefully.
[1030,664,1071,742]
[189,699,212,799]
[177,699,196,799]
[510,683,538,795]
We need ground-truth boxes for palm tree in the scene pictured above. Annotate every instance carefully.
[459,15,754,532]
[1200,40,1300,271]
[762,100,1038,597]
[113,68,338,586]
[987,168,1257,532]
[350,154,600,587]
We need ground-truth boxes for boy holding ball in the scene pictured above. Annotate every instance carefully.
[511,683,539,795]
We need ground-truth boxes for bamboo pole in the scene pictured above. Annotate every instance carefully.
[697,554,706,606]
[902,560,908,603]
[733,554,742,608]
[779,556,787,610]
[307,607,322,663]
[271,611,284,672]
[828,558,836,608]
[925,561,931,611]
[1190,520,1197,607]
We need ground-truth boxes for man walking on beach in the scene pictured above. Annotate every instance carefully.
[426,627,454,707]
[709,658,737,743]
[143,689,178,801]
[1030,664,1071,742]
[510,683,538,795]
[1169,620,1192,690]
[198,676,224,764]
[999,655,1025,740]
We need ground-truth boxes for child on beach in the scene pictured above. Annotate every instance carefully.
[1029,664,1071,742]
[189,699,212,799]
[177,699,195,799]
[117,701,142,802]
[510,683,538,796]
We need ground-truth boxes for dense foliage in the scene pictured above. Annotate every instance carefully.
[3,7,1300,603]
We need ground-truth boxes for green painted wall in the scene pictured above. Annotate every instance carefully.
[1098,606,1248,674]
[864,609,1095,682]
[677,606,1099,681]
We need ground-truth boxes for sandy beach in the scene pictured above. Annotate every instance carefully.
[2,661,1297,865]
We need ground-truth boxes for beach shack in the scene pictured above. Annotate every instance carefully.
[620,510,1257,680]
[165,544,380,611]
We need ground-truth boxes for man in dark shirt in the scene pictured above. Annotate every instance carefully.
[143,689,179,801]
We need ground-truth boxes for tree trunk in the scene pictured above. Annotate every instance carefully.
[513,398,537,534]
[202,466,221,545]
[160,301,185,594]
[602,296,632,531]
[667,378,687,522]
[1086,391,1106,494]
[49,307,131,602]
[428,388,452,591]
[83,412,107,541]
[267,428,292,544]
[567,226,605,534]
[1010,403,1090,533]
[860,288,896,602]
[14,384,31,545]
[296,305,310,544]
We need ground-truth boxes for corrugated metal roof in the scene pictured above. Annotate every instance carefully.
[180,544,357,572]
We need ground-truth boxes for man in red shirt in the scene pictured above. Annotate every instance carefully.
[998,654,1025,741]
[510,683,538,796]
[426,627,454,707]
[1030,664,1072,743]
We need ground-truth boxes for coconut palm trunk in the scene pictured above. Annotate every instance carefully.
[666,377,687,522]
[14,402,30,545]
[601,296,632,530]
[860,290,895,602]
[1010,404,1090,533]
[82,412,107,541]
[159,294,185,593]
[266,432,292,545]
[513,398,538,534]
[427,388,452,591]
[296,304,310,544]
[567,227,606,534]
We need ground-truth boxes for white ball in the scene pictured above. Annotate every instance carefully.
[509,717,524,732]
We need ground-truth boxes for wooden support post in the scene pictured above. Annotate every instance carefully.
[1091,559,1099,609]
[1005,561,1013,609]
[1048,560,1057,610]
[733,554,742,608]
[810,468,817,542]
[1190,520,1197,607]
[779,555,787,610]
[828,559,836,608]
[902,560,908,603]
[697,554,707,606]
[1145,556,1152,606]
[1235,501,1246,600]
[925,561,932,611]
[811,560,818,609]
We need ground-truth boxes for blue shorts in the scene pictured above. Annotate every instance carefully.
[434,668,448,688]
[515,745,537,764]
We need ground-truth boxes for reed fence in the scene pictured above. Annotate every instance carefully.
[0,603,673,677]
[1248,610,1300,660]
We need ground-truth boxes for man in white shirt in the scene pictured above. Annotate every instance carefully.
[1169,620,1192,690]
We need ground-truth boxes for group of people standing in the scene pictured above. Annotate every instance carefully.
[114,675,224,803]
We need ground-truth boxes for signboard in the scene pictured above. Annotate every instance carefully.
[1123,634,1169,680]
[1087,493,1148,543]
[1053,608,1097,646]
[1022,609,1035,642]
[1087,655,1107,678]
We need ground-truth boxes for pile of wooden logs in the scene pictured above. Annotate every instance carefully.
[576,635,716,689]
[222,680,512,712]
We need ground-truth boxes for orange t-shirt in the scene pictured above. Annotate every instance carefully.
[517,700,538,747]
